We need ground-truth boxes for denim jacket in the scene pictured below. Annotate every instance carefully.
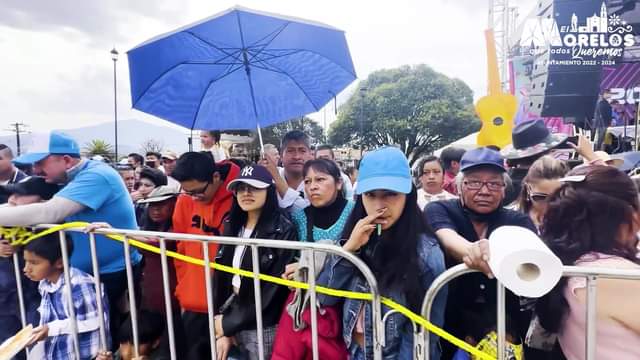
[317,234,447,360]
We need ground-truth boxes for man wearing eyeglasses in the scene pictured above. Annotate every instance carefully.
[170,151,240,360]
[424,147,538,359]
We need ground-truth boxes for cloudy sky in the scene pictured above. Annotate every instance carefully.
[0,0,537,138]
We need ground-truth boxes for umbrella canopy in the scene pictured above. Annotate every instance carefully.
[128,6,356,131]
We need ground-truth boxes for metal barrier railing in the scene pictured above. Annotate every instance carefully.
[9,224,387,360]
[416,263,640,360]
[13,224,640,360]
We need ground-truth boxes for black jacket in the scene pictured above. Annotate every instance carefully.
[213,210,298,336]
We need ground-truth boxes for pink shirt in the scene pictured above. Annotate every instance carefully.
[558,252,640,360]
[442,171,458,195]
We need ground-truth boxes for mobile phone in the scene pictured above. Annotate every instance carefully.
[557,136,578,149]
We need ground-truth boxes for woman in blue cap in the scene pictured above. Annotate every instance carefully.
[316,146,447,360]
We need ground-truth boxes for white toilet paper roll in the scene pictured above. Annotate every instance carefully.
[488,226,563,298]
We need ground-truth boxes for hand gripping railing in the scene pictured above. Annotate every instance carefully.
[10,224,386,360]
[415,263,640,360]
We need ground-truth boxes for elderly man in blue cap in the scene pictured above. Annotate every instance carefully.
[0,130,142,350]
[424,147,541,359]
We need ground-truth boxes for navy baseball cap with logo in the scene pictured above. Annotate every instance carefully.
[0,176,60,200]
[227,165,274,191]
[460,147,506,173]
[356,146,412,195]
[13,131,81,165]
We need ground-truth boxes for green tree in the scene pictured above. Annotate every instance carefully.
[83,139,114,159]
[329,65,480,165]
[250,117,325,153]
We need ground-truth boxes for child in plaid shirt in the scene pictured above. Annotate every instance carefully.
[24,233,110,359]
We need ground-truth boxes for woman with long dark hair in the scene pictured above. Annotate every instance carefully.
[536,166,640,359]
[316,147,447,360]
[212,165,297,360]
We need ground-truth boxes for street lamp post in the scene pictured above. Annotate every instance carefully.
[359,86,367,151]
[111,48,119,162]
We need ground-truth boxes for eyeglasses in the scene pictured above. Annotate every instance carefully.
[182,182,210,196]
[529,193,549,202]
[463,180,505,191]
[233,183,259,195]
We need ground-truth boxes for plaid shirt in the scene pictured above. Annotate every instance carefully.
[37,267,110,359]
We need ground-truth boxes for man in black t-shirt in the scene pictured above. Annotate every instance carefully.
[425,147,537,358]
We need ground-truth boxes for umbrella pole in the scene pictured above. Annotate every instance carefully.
[257,123,265,157]
[188,128,194,152]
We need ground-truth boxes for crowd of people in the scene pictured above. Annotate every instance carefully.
[0,119,639,360]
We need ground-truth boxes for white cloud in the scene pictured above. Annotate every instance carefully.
[0,0,538,138]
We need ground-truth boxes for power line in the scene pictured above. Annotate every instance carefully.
[5,123,29,156]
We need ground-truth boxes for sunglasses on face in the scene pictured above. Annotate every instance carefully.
[529,192,549,203]
[182,182,210,196]
[233,183,259,195]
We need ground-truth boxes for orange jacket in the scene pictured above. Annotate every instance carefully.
[172,161,240,313]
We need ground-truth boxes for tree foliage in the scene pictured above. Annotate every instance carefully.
[139,138,165,154]
[83,139,114,159]
[251,117,325,150]
[328,64,480,165]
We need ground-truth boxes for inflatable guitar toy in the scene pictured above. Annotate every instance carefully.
[475,29,517,148]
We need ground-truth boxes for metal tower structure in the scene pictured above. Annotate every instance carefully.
[488,0,519,91]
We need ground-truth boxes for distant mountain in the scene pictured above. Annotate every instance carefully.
[0,119,252,157]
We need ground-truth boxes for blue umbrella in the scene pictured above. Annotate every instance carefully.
[127,5,356,147]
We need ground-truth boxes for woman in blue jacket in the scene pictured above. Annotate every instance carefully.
[317,147,447,360]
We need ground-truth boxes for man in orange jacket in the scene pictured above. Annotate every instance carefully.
[171,152,240,360]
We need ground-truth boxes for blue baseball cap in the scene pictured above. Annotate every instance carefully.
[13,131,80,164]
[460,147,506,173]
[356,146,412,195]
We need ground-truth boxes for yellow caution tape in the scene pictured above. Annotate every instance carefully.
[1,223,494,360]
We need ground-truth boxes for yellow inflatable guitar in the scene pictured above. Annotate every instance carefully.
[475,29,518,148]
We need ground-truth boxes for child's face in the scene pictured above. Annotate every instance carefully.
[23,250,62,283]
[119,342,154,360]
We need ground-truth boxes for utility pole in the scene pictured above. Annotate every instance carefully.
[111,47,119,162]
[6,123,29,155]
